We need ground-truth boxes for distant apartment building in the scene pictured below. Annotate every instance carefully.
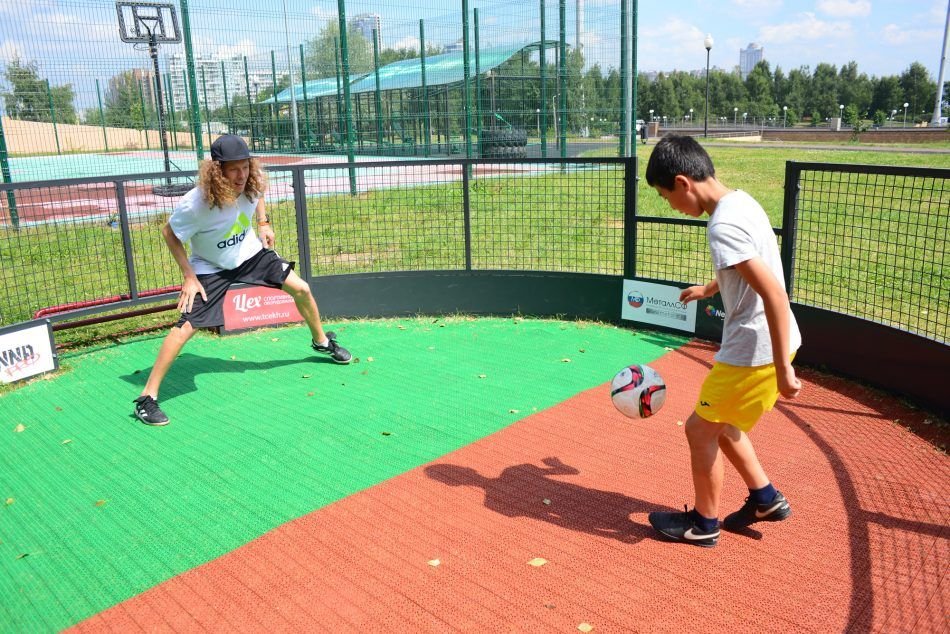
[166,53,274,113]
[739,42,764,79]
[349,13,382,49]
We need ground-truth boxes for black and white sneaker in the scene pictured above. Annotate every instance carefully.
[312,331,351,364]
[723,490,792,531]
[648,506,720,548]
[133,395,169,426]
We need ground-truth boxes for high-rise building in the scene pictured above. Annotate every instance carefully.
[349,13,382,50]
[739,42,764,79]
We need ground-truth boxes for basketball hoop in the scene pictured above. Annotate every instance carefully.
[116,2,187,194]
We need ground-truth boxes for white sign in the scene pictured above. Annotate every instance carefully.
[0,320,58,384]
[621,279,697,333]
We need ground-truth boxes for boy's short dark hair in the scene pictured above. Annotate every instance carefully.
[644,134,716,190]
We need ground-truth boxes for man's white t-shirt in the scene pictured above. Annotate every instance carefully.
[707,190,801,367]
[168,187,263,275]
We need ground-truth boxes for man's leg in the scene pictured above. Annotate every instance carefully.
[140,321,196,400]
[282,270,326,344]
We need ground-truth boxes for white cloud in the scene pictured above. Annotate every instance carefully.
[391,36,421,51]
[310,7,338,22]
[816,0,871,18]
[214,39,260,60]
[882,23,941,46]
[0,40,25,63]
[759,12,852,44]
[733,0,783,10]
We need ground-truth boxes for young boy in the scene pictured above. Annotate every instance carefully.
[133,135,351,426]
[644,135,802,547]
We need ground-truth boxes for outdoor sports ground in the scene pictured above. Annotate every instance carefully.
[0,315,946,632]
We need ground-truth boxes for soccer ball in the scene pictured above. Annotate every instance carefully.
[610,364,667,419]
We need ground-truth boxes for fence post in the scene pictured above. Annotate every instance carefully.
[114,181,139,300]
[0,116,18,229]
[461,0,473,161]
[463,159,472,270]
[539,0,547,158]
[335,1,358,195]
[96,79,110,152]
[623,156,638,278]
[781,161,801,298]
[138,79,151,150]
[291,166,312,281]
[45,80,61,155]
[419,20,431,157]
[179,0,204,159]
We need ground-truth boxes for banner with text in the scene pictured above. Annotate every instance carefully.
[0,320,58,384]
[621,279,697,333]
[222,286,304,334]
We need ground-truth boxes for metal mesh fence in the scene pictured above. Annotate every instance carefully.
[790,164,949,343]
[0,0,624,183]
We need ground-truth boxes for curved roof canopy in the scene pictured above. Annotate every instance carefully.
[264,40,557,104]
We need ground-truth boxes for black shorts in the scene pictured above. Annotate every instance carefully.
[176,249,295,329]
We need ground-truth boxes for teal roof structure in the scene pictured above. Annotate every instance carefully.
[264,41,556,104]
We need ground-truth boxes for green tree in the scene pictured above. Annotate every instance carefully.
[809,63,839,120]
[104,70,149,129]
[304,22,373,79]
[871,75,905,121]
[899,62,936,122]
[745,60,776,120]
[1,57,77,123]
[838,61,873,117]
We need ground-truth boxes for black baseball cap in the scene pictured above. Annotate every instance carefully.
[210,134,251,162]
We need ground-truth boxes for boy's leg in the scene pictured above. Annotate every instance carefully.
[684,412,729,519]
[718,426,770,490]
[140,321,196,400]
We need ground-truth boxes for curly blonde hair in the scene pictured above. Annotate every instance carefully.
[198,157,268,209]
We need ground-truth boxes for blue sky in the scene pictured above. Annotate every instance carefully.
[0,0,947,109]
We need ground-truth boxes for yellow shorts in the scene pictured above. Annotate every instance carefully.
[695,356,794,432]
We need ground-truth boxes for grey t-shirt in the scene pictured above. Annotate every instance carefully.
[169,187,263,275]
[707,190,801,366]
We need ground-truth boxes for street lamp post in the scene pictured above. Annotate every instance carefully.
[903,102,909,127]
[536,108,540,138]
[703,34,713,137]
[839,104,844,126]
[689,108,694,126]
[742,112,747,126]
[783,105,788,128]
[649,108,654,123]
[733,106,738,127]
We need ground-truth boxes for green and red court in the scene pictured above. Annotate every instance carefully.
[0,318,946,632]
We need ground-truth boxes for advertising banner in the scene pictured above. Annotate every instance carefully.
[0,320,58,384]
[621,279,697,333]
[222,285,303,334]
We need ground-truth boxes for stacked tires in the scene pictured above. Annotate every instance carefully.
[479,128,528,159]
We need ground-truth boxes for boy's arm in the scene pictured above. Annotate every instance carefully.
[679,279,719,303]
[161,222,206,314]
[733,256,801,399]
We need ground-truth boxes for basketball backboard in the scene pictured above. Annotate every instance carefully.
[116,2,181,43]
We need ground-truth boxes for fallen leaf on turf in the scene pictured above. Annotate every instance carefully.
[361,370,368,375]
[367,357,374,362]
[427,559,440,566]
[16,553,29,560]
[578,624,594,632]
[561,358,571,363]
[230,355,236,360]
[307,392,314,397]
[381,431,391,436]
[55,406,63,411]
[271,338,279,342]
[542,499,551,505]
[62,439,72,445]
[528,558,547,567]
[579,348,586,353]
[14,424,25,433]
[544,603,555,609]
[677,420,684,426]
[478,374,487,379]
[509,409,520,414]
[5,498,13,506]
[95,500,107,507]
[397,325,406,330]
[439,323,445,328]
[301,374,312,379]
